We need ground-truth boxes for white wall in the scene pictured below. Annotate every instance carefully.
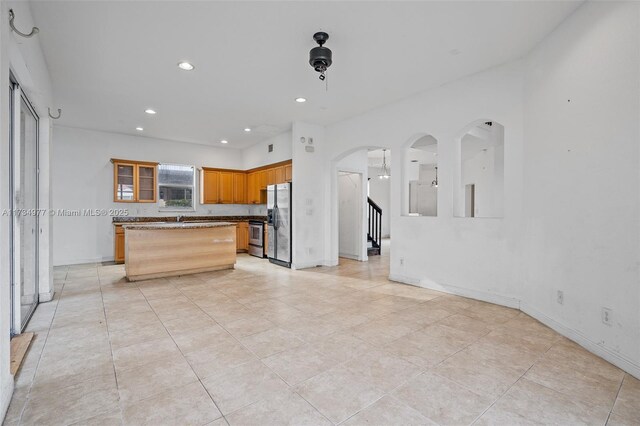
[325,60,525,300]
[291,122,326,269]
[51,126,264,265]
[319,1,640,378]
[368,167,391,238]
[242,131,292,170]
[338,173,362,259]
[520,1,640,375]
[1,0,55,420]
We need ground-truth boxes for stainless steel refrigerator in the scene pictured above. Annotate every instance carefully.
[267,183,292,268]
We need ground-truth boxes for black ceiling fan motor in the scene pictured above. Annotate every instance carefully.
[309,32,332,80]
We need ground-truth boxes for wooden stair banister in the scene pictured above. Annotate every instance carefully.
[367,197,382,256]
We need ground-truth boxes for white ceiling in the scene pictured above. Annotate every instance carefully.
[30,1,581,149]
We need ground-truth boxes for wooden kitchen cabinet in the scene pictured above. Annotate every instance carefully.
[219,172,234,204]
[266,168,276,186]
[247,172,261,204]
[274,166,286,184]
[233,173,247,204]
[201,169,240,204]
[236,221,249,252]
[200,160,292,204]
[114,225,125,264]
[285,164,292,182]
[258,170,267,190]
[201,170,220,204]
[112,159,158,203]
[263,223,268,257]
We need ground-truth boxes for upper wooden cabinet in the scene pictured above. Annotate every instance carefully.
[201,169,249,204]
[233,173,247,204]
[285,164,292,182]
[200,160,291,204]
[274,166,285,184]
[266,168,276,186]
[137,165,156,202]
[219,172,234,204]
[201,170,220,204]
[258,170,267,190]
[112,159,158,203]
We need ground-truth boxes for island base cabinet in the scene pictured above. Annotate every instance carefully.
[125,225,236,281]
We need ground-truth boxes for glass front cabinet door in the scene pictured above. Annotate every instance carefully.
[112,159,158,203]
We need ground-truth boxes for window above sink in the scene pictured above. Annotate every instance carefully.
[158,163,196,211]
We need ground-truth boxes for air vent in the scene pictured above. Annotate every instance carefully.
[268,144,273,153]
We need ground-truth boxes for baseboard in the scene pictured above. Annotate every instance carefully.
[419,278,521,309]
[388,273,420,286]
[292,260,323,270]
[1,376,14,424]
[390,274,639,378]
[53,255,113,267]
[39,289,54,303]
[338,253,361,261]
[521,302,640,380]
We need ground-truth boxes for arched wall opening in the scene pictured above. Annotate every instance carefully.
[402,134,439,217]
[453,120,505,218]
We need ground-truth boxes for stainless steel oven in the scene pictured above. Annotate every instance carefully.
[248,220,264,258]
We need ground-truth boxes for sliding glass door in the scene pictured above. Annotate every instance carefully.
[10,78,39,334]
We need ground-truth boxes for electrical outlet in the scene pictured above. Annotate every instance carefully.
[399,258,404,266]
[602,308,613,326]
[557,290,564,305]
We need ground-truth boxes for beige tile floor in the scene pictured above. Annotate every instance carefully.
[4,244,639,425]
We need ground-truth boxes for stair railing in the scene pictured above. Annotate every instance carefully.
[367,197,382,254]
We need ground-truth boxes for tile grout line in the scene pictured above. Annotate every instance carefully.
[605,374,626,425]
[168,271,305,420]
[133,277,228,425]
[14,268,67,425]
[97,266,126,425]
[174,264,384,425]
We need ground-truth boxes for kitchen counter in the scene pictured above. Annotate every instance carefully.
[122,221,235,230]
[124,222,236,281]
[113,215,267,223]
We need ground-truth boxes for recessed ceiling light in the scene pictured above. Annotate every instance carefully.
[136,127,144,131]
[244,128,251,132]
[295,97,307,103]
[177,61,195,71]
[220,140,228,144]
[145,109,156,115]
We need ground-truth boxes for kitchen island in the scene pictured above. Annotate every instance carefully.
[122,221,236,281]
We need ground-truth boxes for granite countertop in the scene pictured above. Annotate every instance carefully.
[122,221,236,230]
[113,215,267,224]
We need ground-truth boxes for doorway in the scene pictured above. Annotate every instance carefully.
[465,184,475,217]
[338,172,364,261]
[10,77,40,334]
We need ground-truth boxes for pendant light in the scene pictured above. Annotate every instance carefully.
[378,149,390,179]
[431,166,439,187]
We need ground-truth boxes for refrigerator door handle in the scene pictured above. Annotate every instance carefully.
[273,205,279,230]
